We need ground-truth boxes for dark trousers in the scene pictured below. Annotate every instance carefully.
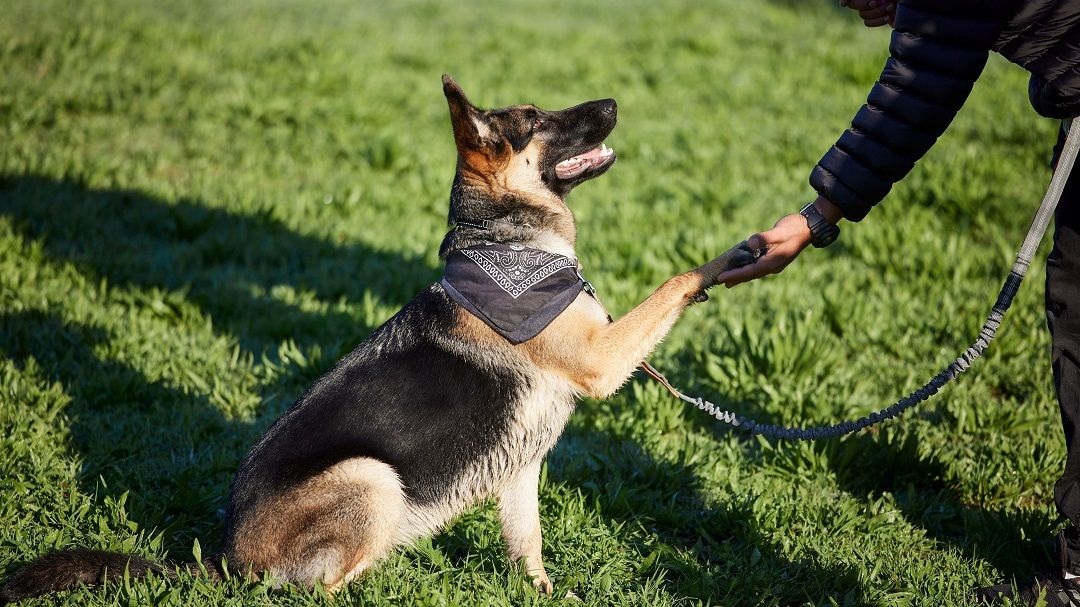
[1050,126,1080,573]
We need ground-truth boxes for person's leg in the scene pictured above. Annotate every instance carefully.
[975,125,1080,607]
[1051,128,1080,575]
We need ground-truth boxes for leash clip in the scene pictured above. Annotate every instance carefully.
[454,219,497,231]
[576,269,596,294]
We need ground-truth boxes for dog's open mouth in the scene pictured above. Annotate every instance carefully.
[554,143,615,179]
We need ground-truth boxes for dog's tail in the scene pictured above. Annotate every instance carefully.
[0,548,224,605]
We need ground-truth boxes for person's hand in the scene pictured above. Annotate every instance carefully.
[715,197,844,288]
[840,0,896,27]
[714,214,812,288]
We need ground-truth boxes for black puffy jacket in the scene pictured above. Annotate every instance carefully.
[810,0,1080,221]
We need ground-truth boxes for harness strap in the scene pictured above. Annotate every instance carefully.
[453,219,499,231]
[452,218,531,232]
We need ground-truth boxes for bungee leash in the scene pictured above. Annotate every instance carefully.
[640,120,1080,441]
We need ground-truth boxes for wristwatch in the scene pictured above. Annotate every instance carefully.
[800,202,840,248]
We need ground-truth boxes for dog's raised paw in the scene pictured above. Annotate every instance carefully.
[727,234,767,270]
[747,233,767,257]
[694,234,768,291]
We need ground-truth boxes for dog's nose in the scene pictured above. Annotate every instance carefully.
[600,99,617,115]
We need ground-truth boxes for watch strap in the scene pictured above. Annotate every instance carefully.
[800,202,840,248]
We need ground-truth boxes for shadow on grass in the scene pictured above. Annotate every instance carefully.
[544,428,866,604]
[0,175,438,355]
[823,431,1057,582]
[679,377,1053,584]
[0,309,250,552]
[637,349,1057,589]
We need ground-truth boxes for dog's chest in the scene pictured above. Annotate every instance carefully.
[464,369,576,491]
[501,370,577,468]
[396,370,576,542]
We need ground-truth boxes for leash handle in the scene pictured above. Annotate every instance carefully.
[1015,119,1080,276]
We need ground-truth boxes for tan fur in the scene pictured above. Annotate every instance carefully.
[230,458,404,590]
[457,131,579,248]
[522,272,707,398]
[500,141,552,202]
[498,461,550,593]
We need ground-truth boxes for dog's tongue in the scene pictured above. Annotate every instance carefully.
[555,143,614,179]
[574,146,607,160]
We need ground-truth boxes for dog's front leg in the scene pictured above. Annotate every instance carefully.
[540,237,763,399]
[497,461,552,594]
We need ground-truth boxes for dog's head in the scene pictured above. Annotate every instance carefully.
[440,75,616,255]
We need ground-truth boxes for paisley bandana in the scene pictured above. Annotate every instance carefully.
[440,243,585,344]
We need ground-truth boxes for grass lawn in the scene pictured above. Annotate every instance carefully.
[0,1,1066,605]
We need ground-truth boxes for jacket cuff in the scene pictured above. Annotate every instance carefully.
[1029,76,1080,119]
[809,160,877,222]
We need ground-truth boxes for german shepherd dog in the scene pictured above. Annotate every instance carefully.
[0,75,760,603]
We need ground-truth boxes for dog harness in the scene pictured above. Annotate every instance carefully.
[440,243,585,344]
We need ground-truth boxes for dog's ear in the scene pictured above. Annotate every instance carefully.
[443,74,492,152]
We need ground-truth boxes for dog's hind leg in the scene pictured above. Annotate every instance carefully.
[497,461,552,594]
[234,458,406,592]
[322,458,406,592]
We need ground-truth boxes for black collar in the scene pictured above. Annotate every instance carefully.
[452,219,496,231]
[452,217,529,232]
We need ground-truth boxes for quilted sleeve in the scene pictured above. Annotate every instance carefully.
[809,3,1005,221]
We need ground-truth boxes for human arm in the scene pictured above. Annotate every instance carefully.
[718,1,1010,286]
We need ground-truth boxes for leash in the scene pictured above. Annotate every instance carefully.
[639,120,1080,440]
